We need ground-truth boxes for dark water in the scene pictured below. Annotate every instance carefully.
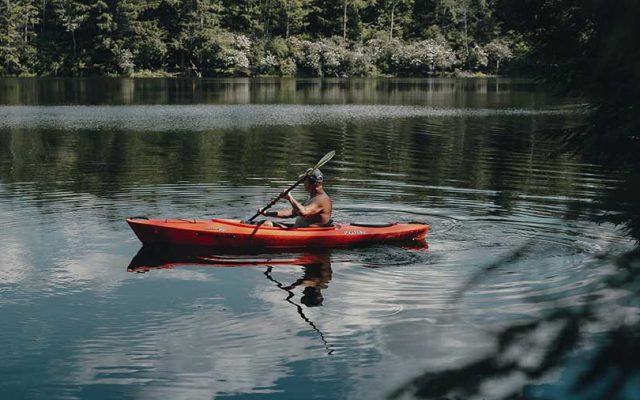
[0,78,634,399]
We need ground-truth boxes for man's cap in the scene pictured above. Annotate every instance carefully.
[304,168,324,183]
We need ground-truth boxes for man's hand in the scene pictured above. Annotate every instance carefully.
[259,208,278,217]
[278,190,292,202]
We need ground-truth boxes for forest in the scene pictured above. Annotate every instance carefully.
[1,0,522,77]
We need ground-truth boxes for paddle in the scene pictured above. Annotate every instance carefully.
[247,150,335,222]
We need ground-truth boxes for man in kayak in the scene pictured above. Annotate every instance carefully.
[258,169,333,227]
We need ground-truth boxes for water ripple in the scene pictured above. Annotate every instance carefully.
[0,104,576,131]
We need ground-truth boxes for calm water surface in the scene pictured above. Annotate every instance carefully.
[0,78,634,399]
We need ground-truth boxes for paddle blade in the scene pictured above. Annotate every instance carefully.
[309,150,335,173]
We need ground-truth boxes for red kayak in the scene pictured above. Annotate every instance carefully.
[127,217,429,249]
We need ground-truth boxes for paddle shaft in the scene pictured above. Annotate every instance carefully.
[247,175,306,222]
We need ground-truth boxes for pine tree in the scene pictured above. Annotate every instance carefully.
[262,0,312,38]
[121,0,167,72]
[0,0,39,75]
[89,0,117,73]
[220,0,262,36]
[162,0,224,75]
[52,0,90,73]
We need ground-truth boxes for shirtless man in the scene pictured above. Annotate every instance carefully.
[258,169,332,227]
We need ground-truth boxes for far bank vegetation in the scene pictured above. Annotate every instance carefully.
[1,0,524,77]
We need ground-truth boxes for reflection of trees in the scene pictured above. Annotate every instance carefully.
[0,77,555,106]
[2,112,585,218]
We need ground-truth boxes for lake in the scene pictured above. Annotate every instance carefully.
[0,78,635,399]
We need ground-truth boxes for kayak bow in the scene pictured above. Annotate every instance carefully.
[127,218,428,249]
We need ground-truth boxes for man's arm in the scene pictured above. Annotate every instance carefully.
[286,194,323,217]
[259,207,296,218]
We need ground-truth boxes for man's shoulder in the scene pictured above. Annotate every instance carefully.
[313,191,331,201]
[308,192,330,207]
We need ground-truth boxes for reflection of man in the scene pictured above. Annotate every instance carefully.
[264,251,334,354]
[281,253,332,307]
[299,262,333,307]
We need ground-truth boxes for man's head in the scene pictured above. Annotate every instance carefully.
[303,168,324,190]
[306,168,323,183]
[301,286,324,307]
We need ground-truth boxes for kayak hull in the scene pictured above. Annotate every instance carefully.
[127,218,428,249]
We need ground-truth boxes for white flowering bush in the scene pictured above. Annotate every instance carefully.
[390,39,457,75]
[261,35,501,77]
[484,39,513,73]
[200,31,251,76]
[253,50,279,75]
[288,37,324,76]
[234,34,251,52]
[364,37,401,74]
[113,45,135,75]
[469,44,489,70]
[279,58,297,76]
[343,44,377,76]
[286,37,375,77]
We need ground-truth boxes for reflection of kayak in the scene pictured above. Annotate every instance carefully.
[127,245,326,272]
[127,217,428,249]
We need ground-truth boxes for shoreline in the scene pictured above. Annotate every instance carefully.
[0,72,519,79]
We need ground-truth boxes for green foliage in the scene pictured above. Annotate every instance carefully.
[220,0,263,36]
[52,0,91,74]
[276,0,313,38]
[131,20,168,72]
[0,0,39,75]
[0,0,524,76]
[468,43,488,70]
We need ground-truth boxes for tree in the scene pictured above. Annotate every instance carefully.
[0,0,523,76]
[220,0,263,36]
[88,0,117,73]
[0,0,40,75]
[409,0,437,38]
[277,0,312,38]
[439,0,472,66]
[379,0,413,40]
[163,0,224,75]
[53,0,90,61]
[341,0,369,40]
[436,0,494,67]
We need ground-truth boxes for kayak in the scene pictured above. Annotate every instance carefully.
[127,217,429,249]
